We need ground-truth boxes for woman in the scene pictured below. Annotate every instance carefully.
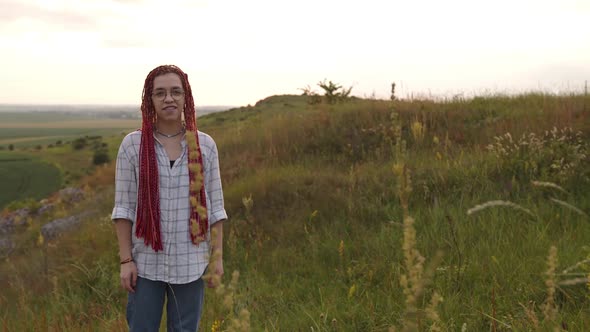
[112,65,226,331]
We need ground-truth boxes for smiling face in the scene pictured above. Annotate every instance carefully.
[152,73,185,125]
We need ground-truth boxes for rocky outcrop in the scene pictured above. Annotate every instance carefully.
[0,187,88,255]
[40,212,91,241]
[0,208,30,235]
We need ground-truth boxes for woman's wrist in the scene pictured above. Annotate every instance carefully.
[120,257,134,265]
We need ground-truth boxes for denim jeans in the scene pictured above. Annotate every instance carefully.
[126,277,205,332]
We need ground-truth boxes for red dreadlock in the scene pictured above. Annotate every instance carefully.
[136,65,208,251]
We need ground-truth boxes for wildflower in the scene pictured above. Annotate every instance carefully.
[348,284,356,299]
[37,233,44,246]
[211,319,222,332]
[411,120,425,143]
[242,195,254,212]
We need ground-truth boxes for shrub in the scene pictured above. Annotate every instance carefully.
[317,79,353,104]
[92,149,110,165]
[487,127,588,183]
[72,138,87,150]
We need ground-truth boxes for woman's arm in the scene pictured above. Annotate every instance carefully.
[114,218,137,292]
[208,220,224,288]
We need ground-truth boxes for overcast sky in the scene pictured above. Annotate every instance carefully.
[0,0,589,106]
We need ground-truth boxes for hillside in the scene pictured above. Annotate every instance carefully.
[1,93,590,331]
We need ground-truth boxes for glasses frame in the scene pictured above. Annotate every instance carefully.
[151,88,185,101]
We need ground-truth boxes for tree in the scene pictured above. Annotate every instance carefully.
[317,79,352,104]
[8,144,14,151]
[299,85,322,105]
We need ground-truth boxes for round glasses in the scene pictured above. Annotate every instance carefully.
[152,89,185,101]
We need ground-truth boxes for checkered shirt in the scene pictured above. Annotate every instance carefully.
[111,130,227,284]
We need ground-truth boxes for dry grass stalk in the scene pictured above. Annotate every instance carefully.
[394,150,443,331]
[558,277,590,286]
[519,301,539,329]
[467,200,536,219]
[531,181,569,195]
[549,198,589,218]
[542,245,558,322]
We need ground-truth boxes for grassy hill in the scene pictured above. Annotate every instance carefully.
[1,93,589,331]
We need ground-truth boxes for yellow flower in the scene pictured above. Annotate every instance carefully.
[211,319,221,332]
[411,120,425,143]
[37,233,44,246]
[392,162,404,177]
[348,284,356,299]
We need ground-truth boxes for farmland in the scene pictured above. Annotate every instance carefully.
[0,110,139,208]
[0,111,139,148]
[0,152,61,208]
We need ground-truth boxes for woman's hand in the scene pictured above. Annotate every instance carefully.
[207,257,224,288]
[120,261,138,293]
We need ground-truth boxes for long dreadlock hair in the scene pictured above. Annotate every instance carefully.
[136,65,208,251]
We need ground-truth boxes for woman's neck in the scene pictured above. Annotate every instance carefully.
[156,120,183,135]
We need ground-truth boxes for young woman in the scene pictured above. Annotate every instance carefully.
[112,65,226,331]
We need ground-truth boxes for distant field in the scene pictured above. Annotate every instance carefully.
[0,119,140,128]
[0,152,62,208]
[0,127,136,148]
[0,115,139,147]
[0,111,137,208]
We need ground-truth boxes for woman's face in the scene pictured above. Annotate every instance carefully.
[151,73,185,124]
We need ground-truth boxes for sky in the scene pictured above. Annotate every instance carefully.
[0,0,589,106]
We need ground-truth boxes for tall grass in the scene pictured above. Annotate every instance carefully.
[1,92,589,330]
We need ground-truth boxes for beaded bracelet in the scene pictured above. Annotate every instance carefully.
[120,257,134,265]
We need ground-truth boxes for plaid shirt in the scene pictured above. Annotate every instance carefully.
[112,130,227,284]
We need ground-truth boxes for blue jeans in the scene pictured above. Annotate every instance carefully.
[126,277,205,332]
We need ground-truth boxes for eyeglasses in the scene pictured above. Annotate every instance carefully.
[151,88,185,101]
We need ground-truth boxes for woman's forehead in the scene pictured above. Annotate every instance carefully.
[153,73,182,89]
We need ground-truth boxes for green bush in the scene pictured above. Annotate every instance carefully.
[487,127,588,183]
[92,149,110,165]
[72,138,87,150]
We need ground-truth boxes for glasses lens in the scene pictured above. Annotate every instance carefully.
[153,91,166,100]
[171,90,184,100]
[152,89,184,101]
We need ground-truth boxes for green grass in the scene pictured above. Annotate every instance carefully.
[0,152,62,208]
[1,92,589,331]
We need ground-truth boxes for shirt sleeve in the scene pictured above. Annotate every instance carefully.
[112,136,137,223]
[205,138,228,225]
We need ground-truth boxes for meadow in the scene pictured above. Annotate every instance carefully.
[0,92,589,331]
